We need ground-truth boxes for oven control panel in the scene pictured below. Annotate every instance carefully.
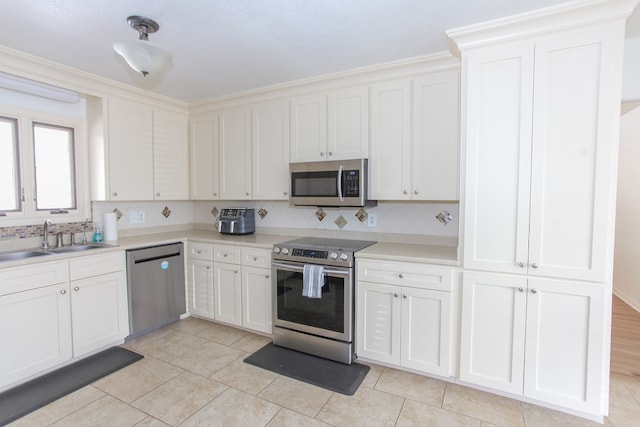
[291,248,328,259]
[273,245,353,266]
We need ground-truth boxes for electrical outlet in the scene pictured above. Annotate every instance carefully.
[368,213,378,228]
[137,212,145,223]
[129,212,138,224]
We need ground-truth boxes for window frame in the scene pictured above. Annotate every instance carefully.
[0,116,21,214]
[0,105,88,225]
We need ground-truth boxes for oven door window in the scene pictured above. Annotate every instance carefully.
[276,269,346,334]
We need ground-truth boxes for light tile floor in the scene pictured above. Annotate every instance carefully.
[9,317,640,427]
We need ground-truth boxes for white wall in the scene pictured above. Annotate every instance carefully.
[622,37,640,101]
[613,104,640,310]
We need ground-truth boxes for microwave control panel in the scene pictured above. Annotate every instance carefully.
[344,170,360,197]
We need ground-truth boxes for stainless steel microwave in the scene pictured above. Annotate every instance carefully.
[289,159,375,207]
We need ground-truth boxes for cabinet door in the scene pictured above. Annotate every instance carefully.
[356,281,401,365]
[242,266,272,334]
[327,87,369,160]
[70,271,128,357]
[213,263,242,326]
[462,42,535,274]
[401,287,451,376]
[219,108,252,200]
[0,283,72,389]
[290,94,327,162]
[412,71,459,200]
[153,109,189,200]
[459,272,527,395]
[187,258,214,319]
[527,27,621,282]
[524,278,605,414]
[252,100,290,200]
[190,112,220,200]
[369,79,411,200]
[107,97,154,200]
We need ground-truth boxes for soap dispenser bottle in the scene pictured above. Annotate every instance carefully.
[93,225,103,243]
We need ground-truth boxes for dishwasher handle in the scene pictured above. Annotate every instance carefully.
[133,250,182,264]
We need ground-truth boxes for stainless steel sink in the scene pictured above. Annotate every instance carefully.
[47,243,116,253]
[0,250,53,262]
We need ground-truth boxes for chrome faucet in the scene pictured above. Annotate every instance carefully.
[82,218,89,245]
[42,219,52,250]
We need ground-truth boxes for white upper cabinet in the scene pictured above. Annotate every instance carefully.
[190,112,220,200]
[89,96,189,201]
[369,79,412,200]
[462,25,622,282]
[219,107,252,200]
[412,71,459,200]
[153,109,189,200]
[290,94,327,162]
[252,100,290,200]
[327,87,369,160]
[104,97,154,201]
[290,87,368,163]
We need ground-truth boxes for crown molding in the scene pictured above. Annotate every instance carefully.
[447,0,639,54]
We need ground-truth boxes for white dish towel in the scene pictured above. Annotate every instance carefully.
[302,264,325,298]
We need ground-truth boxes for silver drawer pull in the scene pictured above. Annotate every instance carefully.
[393,293,399,298]
[518,287,524,292]
[531,288,538,294]
[60,289,67,295]
[73,286,80,291]
[398,274,404,279]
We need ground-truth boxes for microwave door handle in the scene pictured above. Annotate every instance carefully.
[337,165,344,202]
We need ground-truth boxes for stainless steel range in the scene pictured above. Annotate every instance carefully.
[271,237,376,364]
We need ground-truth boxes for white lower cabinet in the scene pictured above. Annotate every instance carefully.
[213,262,242,327]
[242,266,272,334]
[0,252,127,391]
[0,262,71,390]
[187,243,272,334]
[459,271,605,414]
[356,260,453,377]
[187,242,214,319]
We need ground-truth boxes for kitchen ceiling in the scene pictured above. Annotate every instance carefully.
[0,0,638,103]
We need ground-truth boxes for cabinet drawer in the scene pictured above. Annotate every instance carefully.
[69,252,125,281]
[188,242,213,261]
[213,245,241,264]
[242,248,271,268]
[0,261,68,295]
[357,260,452,292]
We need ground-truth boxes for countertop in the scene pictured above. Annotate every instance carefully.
[0,230,459,269]
[355,242,459,265]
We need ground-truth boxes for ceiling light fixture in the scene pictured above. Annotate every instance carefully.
[113,15,172,77]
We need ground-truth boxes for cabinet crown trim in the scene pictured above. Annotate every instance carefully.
[447,0,638,53]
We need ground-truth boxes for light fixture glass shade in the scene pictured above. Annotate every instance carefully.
[113,39,172,76]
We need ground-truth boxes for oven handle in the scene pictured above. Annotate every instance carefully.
[337,164,344,202]
[272,261,349,276]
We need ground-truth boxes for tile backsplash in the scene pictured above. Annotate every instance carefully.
[1,200,459,247]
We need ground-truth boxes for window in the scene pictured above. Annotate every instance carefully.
[0,116,20,213]
[33,123,77,211]
[0,107,86,224]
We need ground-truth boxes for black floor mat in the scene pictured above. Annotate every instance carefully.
[0,346,143,426]
[244,343,369,396]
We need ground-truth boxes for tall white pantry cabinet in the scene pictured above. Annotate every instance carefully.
[449,0,636,419]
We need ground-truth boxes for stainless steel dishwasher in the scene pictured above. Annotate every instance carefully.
[125,242,186,340]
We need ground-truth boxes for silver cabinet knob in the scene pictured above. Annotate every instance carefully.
[112,192,117,197]
[206,266,210,270]
[253,257,258,261]
[73,286,80,291]
[531,263,539,269]
[403,190,408,195]
[284,192,288,196]
[518,287,524,292]
[234,270,238,274]
[245,192,250,196]
[320,152,324,156]
[213,192,218,196]
[398,274,404,279]
[60,289,67,295]
[531,288,538,294]
[156,192,160,197]
[328,151,333,156]
[265,275,270,279]
[518,261,525,268]
[414,190,419,195]
[402,294,407,299]
[393,293,399,298]
[223,253,228,257]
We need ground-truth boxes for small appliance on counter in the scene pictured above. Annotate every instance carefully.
[216,208,255,235]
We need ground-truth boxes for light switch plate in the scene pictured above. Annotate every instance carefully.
[129,212,138,224]
[368,213,377,228]
[138,212,145,223]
